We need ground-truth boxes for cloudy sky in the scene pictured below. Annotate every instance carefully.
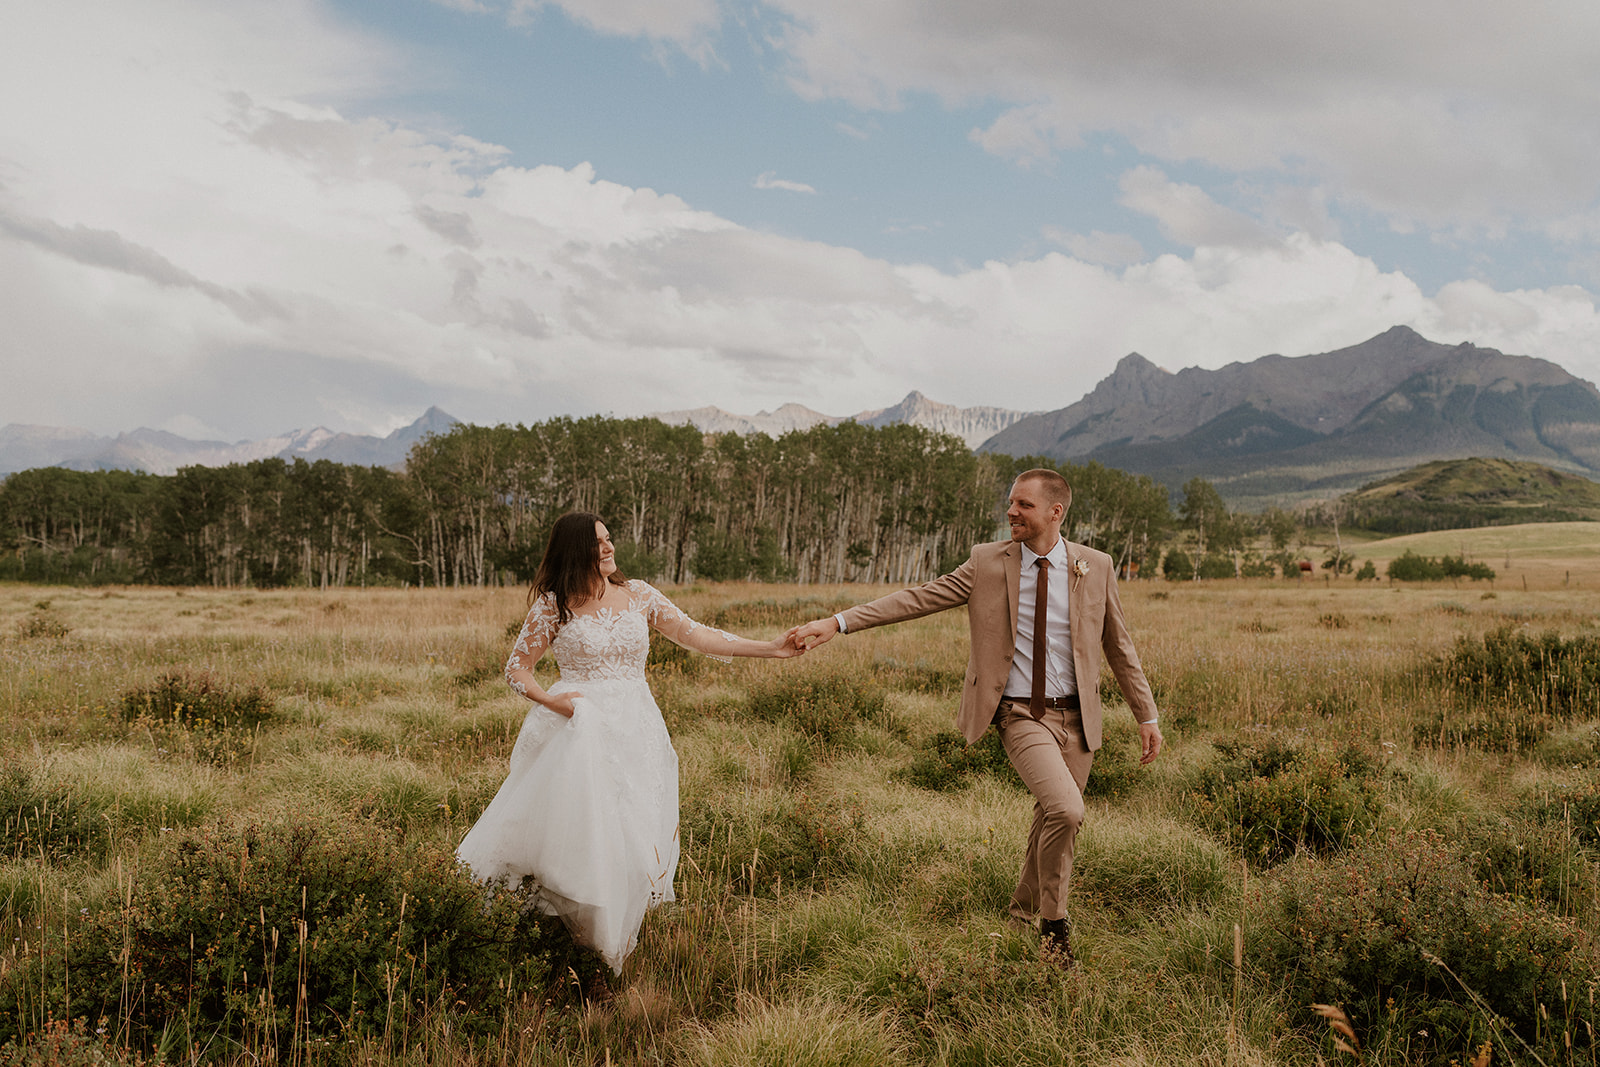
[4,0,1600,440]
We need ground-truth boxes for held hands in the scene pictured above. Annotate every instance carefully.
[767,635,807,659]
[784,617,840,652]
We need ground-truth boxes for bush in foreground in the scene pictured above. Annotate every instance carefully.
[119,672,277,765]
[0,816,554,1050]
[1436,625,1600,720]
[1258,829,1599,1064]
[1189,738,1383,866]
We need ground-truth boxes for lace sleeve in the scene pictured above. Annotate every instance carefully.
[505,594,559,698]
[637,581,738,664]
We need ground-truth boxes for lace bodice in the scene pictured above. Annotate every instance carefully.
[505,579,738,691]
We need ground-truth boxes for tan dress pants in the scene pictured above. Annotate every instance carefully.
[993,698,1095,923]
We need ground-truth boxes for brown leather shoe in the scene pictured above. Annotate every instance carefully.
[1040,917,1075,967]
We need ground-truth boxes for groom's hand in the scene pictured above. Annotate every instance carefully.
[1138,720,1163,764]
[786,617,839,651]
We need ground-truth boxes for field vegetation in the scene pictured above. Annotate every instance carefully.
[1,551,1598,1065]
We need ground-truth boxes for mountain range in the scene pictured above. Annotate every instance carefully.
[981,325,1600,505]
[651,391,1040,450]
[8,326,1599,508]
[0,407,459,476]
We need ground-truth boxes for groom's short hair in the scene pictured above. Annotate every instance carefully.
[1014,468,1072,512]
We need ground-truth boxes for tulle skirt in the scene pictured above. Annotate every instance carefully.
[456,677,679,972]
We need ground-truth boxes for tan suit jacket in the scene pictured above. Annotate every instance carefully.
[840,539,1158,747]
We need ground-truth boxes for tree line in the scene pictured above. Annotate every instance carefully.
[0,418,1178,589]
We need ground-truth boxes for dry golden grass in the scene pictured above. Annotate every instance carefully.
[2,562,1598,1065]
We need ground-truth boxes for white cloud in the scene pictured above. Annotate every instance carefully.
[5,0,1600,444]
[754,171,818,194]
[520,0,1600,239]
[509,0,721,59]
[1117,166,1278,250]
[1041,228,1145,269]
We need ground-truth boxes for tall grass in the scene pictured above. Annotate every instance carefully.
[0,578,1597,1065]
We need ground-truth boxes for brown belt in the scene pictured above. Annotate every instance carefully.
[1001,694,1080,710]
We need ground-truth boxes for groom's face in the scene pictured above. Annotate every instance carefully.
[1007,478,1064,548]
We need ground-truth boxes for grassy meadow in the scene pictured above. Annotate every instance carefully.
[2,522,1599,1066]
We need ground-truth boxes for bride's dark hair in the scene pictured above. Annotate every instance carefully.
[532,512,628,624]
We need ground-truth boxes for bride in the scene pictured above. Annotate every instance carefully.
[456,511,801,972]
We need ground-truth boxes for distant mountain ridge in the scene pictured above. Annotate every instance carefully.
[980,326,1600,505]
[11,327,1599,505]
[0,407,458,476]
[651,391,1039,449]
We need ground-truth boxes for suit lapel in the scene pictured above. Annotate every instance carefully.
[1066,541,1084,657]
[1002,541,1021,642]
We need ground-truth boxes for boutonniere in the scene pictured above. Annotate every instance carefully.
[1072,558,1090,579]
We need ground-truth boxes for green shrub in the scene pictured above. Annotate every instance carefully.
[1388,550,1495,582]
[746,676,897,746]
[1196,554,1235,579]
[119,672,276,765]
[893,731,1022,793]
[1433,625,1600,721]
[119,672,275,731]
[1258,829,1599,1064]
[1388,550,1445,581]
[1441,554,1495,581]
[1189,738,1382,866]
[1354,559,1378,581]
[0,816,554,1049]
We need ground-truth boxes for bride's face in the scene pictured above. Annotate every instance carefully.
[595,521,617,578]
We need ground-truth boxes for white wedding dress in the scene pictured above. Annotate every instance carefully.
[456,579,735,972]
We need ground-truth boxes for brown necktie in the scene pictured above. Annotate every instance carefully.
[1031,557,1050,720]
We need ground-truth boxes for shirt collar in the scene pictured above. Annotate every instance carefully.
[1021,538,1069,569]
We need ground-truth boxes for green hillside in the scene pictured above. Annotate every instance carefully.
[1342,457,1600,533]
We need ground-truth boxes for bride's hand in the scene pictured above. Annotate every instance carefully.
[769,636,805,659]
[543,692,581,718]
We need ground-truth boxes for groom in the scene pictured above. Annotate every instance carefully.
[787,468,1162,962]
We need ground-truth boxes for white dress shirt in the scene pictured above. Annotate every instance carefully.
[1006,538,1075,699]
